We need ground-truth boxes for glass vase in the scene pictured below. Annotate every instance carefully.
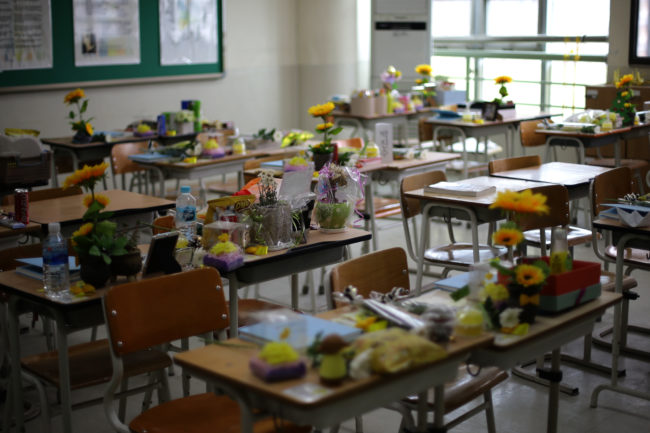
[251,202,293,251]
[314,201,352,232]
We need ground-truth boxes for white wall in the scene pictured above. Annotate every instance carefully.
[0,0,302,137]
[608,0,650,81]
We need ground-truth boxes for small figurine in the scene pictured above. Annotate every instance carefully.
[318,334,348,386]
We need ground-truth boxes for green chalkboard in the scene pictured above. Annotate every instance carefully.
[0,0,223,92]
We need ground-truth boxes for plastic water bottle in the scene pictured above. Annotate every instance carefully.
[175,186,197,239]
[42,222,70,299]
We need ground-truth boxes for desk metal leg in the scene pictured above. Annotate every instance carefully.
[546,349,561,433]
[50,147,59,187]
[590,233,650,407]
[415,203,433,295]
[228,276,240,337]
[8,299,25,431]
[365,181,378,252]
[55,313,73,433]
[291,274,299,310]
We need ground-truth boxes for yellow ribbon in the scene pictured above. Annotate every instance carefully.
[520,293,540,306]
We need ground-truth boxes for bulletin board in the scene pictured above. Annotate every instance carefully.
[0,0,224,93]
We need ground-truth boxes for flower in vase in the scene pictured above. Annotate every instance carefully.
[83,193,109,208]
[308,101,342,156]
[64,88,94,139]
[515,264,546,287]
[479,282,509,303]
[380,65,402,90]
[612,74,636,125]
[492,224,523,247]
[308,102,335,117]
[493,75,513,105]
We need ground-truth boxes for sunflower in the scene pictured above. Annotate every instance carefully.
[513,189,549,214]
[616,74,634,88]
[85,122,94,136]
[308,102,335,117]
[72,222,94,238]
[83,193,110,208]
[492,227,523,246]
[316,122,333,131]
[479,282,509,302]
[495,76,512,85]
[515,264,545,287]
[489,190,521,212]
[414,64,432,76]
[64,88,85,104]
[415,78,423,85]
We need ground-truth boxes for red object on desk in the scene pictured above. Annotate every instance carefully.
[520,257,601,296]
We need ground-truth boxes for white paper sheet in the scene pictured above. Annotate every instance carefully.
[73,0,140,66]
[159,0,218,66]
[0,0,52,71]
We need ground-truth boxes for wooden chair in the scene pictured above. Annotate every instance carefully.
[327,248,508,433]
[488,156,592,252]
[400,171,505,279]
[519,120,551,156]
[102,267,311,433]
[110,142,154,194]
[589,166,650,358]
[1,185,82,206]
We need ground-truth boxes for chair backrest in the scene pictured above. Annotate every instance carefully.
[111,142,150,175]
[519,120,549,147]
[244,154,287,170]
[329,247,410,306]
[488,155,541,174]
[591,166,633,218]
[400,170,447,219]
[333,137,364,150]
[103,267,228,356]
[0,243,45,272]
[418,117,434,142]
[516,184,570,232]
[152,215,175,235]
[1,186,82,206]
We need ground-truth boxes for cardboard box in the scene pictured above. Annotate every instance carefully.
[350,97,375,117]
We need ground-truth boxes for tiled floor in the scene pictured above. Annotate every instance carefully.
[7,180,650,433]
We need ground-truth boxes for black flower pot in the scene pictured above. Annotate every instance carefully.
[79,254,111,288]
[313,152,333,171]
[110,250,143,279]
[72,130,93,144]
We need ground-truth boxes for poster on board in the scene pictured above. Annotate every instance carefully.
[0,0,53,71]
[73,0,140,67]
[159,0,218,66]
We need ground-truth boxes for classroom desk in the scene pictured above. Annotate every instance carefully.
[404,176,550,292]
[426,113,555,178]
[0,189,174,235]
[0,270,112,433]
[331,108,435,145]
[224,228,371,336]
[175,306,493,433]
[590,219,650,408]
[537,128,634,166]
[489,161,612,201]
[41,135,154,187]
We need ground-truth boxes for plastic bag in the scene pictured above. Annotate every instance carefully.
[314,163,366,230]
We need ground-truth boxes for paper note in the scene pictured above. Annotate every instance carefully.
[375,123,393,163]
[282,383,333,403]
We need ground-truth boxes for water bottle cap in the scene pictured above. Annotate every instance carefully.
[48,222,61,234]
[180,186,191,193]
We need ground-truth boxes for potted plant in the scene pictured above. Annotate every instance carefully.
[64,88,94,143]
[64,162,129,287]
[308,101,342,171]
[314,163,365,232]
[248,169,293,250]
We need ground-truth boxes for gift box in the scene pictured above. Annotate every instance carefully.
[350,96,375,116]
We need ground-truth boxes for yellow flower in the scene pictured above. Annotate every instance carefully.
[621,91,629,97]
[176,237,189,249]
[492,227,523,246]
[210,240,238,255]
[495,76,513,84]
[515,264,545,287]
[479,283,510,302]
[85,122,94,136]
[64,88,85,104]
[414,64,432,76]
[63,162,108,189]
[308,101,335,117]
[489,189,549,214]
[616,74,634,88]
[259,341,299,365]
[395,70,402,78]
[218,233,230,242]
[624,102,631,108]
[83,193,109,208]
[415,78,423,85]
[288,156,307,166]
[72,222,93,238]
[316,122,333,131]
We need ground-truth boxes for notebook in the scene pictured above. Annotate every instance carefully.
[128,152,171,162]
[424,181,496,197]
[238,312,362,350]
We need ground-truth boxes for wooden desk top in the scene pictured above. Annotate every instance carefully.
[593,218,650,234]
[0,222,41,239]
[404,176,549,207]
[41,134,151,149]
[174,305,492,408]
[535,127,632,138]
[0,190,174,226]
[490,162,612,186]
[330,107,435,121]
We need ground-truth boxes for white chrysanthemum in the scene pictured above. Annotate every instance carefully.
[499,308,522,329]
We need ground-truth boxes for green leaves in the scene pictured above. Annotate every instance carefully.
[80,99,88,114]
[329,126,343,136]
[69,111,75,119]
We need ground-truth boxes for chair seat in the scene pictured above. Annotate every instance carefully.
[424,243,506,267]
[358,197,402,219]
[207,178,241,195]
[130,392,311,433]
[21,339,171,389]
[600,271,638,292]
[604,245,650,267]
[402,366,508,413]
[445,159,489,174]
[523,226,592,248]
[586,158,649,170]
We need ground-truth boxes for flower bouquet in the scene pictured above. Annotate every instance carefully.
[380,65,402,91]
[64,162,130,287]
[308,102,342,171]
[281,130,314,148]
[64,88,94,143]
[414,63,436,102]
[247,169,293,250]
[314,163,364,232]
[611,73,636,126]
[284,154,311,172]
[493,76,513,107]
